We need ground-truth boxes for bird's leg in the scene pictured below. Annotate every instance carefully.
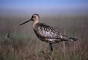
[49,43,53,52]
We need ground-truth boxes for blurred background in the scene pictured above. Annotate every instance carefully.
[0,0,88,60]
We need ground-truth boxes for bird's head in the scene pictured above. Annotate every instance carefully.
[31,14,40,21]
[20,14,40,26]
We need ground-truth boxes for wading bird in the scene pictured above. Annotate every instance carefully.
[20,14,77,52]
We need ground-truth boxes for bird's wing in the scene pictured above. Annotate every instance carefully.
[34,23,61,39]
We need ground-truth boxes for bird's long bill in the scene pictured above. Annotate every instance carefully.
[19,19,31,26]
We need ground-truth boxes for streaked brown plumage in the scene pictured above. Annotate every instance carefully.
[20,14,78,51]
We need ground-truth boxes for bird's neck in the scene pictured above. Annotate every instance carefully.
[33,20,39,27]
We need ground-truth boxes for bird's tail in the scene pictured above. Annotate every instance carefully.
[61,35,78,41]
[68,37,78,41]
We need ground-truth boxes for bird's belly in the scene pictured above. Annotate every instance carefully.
[35,34,61,43]
[44,38,61,43]
[34,29,61,43]
[36,35,61,43]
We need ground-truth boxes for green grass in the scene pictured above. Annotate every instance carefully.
[0,32,88,60]
[0,15,88,60]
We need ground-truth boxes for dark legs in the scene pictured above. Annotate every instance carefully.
[49,43,53,52]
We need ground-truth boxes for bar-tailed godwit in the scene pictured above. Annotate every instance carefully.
[20,14,78,51]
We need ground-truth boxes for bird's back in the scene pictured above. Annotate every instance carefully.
[33,23,62,43]
[33,23,77,43]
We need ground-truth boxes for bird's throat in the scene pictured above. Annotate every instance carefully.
[33,20,39,27]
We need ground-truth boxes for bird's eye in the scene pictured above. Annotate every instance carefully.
[32,16,36,19]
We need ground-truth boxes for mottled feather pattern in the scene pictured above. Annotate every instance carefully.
[33,23,77,43]
[34,23,61,39]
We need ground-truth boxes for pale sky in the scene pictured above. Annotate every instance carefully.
[0,0,88,16]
